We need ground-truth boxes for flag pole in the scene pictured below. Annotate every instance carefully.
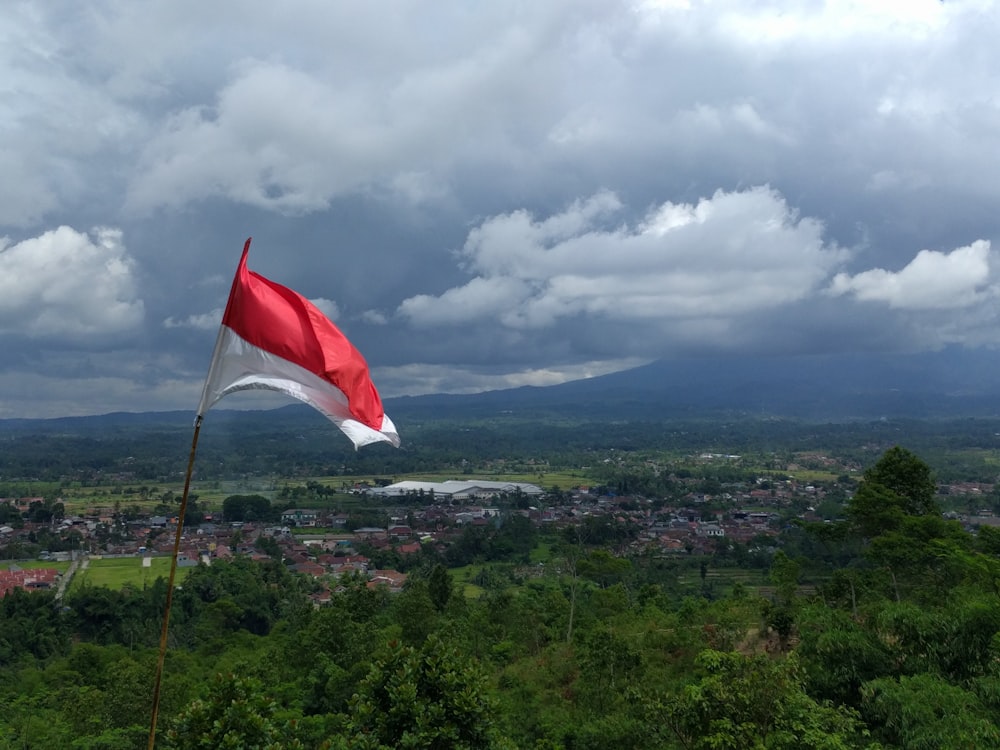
[147,239,247,748]
[147,414,203,750]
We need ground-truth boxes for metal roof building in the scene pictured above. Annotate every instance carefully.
[367,479,544,501]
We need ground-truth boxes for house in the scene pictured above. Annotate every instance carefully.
[292,561,327,577]
[0,567,59,596]
[281,509,320,527]
[367,569,408,593]
[353,527,387,540]
[696,522,725,538]
[388,525,412,541]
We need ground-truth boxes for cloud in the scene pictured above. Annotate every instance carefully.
[0,226,144,338]
[163,297,339,334]
[0,6,143,227]
[829,240,995,310]
[398,186,847,329]
[5,1,1000,416]
[164,307,222,331]
[373,357,651,397]
[358,309,389,326]
[0,366,195,419]
[308,297,340,321]
[125,29,572,217]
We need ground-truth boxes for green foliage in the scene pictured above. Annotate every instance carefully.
[165,673,306,749]
[0,587,69,664]
[577,550,633,589]
[427,564,453,613]
[847,446,940,539]
[222,494,277,523]
[577,625,642,711]
[346,634,507,750]
[769,550,801,606]
[862,446,938,517]
[392,578,439,646]
[796,604,892,707]
[7,443,1000,749]
[178,557,310,638]
[861,673,1000,749]
[662,649,870,749]
[443,515,540,567]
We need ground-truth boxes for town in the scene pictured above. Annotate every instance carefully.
[5,456,999,601]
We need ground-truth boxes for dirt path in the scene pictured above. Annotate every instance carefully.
[55,556,89,601]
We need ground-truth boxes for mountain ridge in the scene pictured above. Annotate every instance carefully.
[3,349,1000,432]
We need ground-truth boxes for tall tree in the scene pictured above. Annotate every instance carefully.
[427,564,453,613]
[346,635,511,749]
[848,446,939,537]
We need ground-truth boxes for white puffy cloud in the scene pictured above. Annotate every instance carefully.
[0,226,143,337]
[829,240,995,309]
[398,186,846,329]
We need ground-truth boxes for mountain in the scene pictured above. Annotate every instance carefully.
[386,349,1000,422]
[3,348,1000,434]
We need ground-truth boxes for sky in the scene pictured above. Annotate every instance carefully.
[3,0,1000,418]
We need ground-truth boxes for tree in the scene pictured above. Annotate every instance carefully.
[222,494,275,523]
[661,650,871,750]
[795,604,892,707]
[164,673,305,749]
[862,446,937,516]
[392,578,439,646]
[861,673,1000,749]
[769,550,801,606]
[847,446,939,539]
[346,634,510,749]
[578,625,642,711]
[427,564,453,613]
[577,549,633,590]
[843,447,955,601]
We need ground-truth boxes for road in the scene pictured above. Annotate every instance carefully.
[55,555,88,601]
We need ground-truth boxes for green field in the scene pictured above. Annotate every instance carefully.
[55,469,598,517]
[70,556,194,591]
[448,564,487,598]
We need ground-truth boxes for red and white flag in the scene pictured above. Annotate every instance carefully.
[197,239,400,449]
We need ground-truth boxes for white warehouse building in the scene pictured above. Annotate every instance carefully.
[366,479,545,502]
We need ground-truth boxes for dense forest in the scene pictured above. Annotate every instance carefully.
[3,409,1000,483]
[2,446,1000,747]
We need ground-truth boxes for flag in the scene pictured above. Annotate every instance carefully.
[197,238,400,449]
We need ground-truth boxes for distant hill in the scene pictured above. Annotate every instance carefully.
[3,348,1000,434]
[387,349,1000,422]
